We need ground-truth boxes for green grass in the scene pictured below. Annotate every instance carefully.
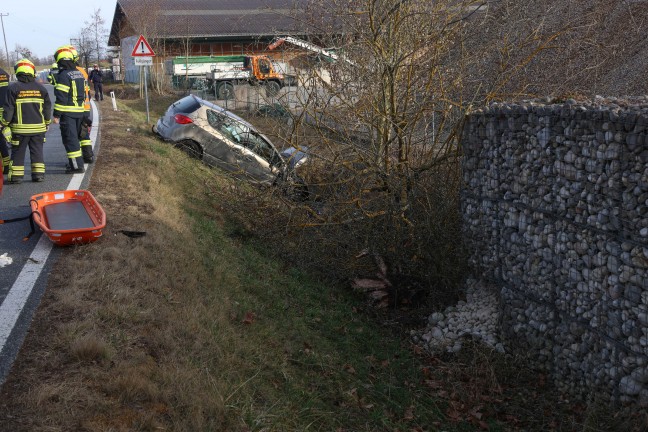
[183,204,445,430]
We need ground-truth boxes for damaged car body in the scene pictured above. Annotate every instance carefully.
[153,94,308,197]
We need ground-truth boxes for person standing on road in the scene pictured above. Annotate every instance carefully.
[88,64,103,102]
[67,46,94,164]
[0,59,52,183]
[0,66,10,174]
[47,62,58,86]
[52,45,87,173]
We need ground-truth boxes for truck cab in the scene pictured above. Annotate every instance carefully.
[244,55,283,81]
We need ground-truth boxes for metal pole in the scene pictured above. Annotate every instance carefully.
[0,13,9,68]
[144,65,150,123]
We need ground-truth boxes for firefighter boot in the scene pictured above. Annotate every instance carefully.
[8,164,24,184]
[31,162,45,182]
[82,145,94,164]
[65,157,85,174]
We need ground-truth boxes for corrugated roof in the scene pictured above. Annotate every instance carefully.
[109,0,310,46]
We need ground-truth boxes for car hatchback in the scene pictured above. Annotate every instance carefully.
[153,94,308,191]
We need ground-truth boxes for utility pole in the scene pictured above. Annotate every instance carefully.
[0,13,9,69]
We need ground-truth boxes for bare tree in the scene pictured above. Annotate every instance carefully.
[245,0,570,296]
[13,44,33,62]
[83,8,108,65]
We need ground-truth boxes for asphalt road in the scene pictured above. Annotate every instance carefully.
[0,84,100,385]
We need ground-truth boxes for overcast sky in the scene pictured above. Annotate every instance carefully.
[0,0,116,60]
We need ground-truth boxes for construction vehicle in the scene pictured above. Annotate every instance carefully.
[170,55,294,99]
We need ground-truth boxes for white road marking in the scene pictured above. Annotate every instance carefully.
[0,100,100,354]
[0,236,52,349]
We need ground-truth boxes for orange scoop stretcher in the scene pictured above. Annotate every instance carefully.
[29,190,106,245]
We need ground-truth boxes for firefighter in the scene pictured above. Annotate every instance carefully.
[47,62,58,85]
[0,66,10,174]
[0,59,52,183]
[68,46,94,163]
[52,45,87,173]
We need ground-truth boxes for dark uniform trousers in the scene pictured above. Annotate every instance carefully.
[80,116,93,162]
[60,114,85,170]
[8,134,45,182]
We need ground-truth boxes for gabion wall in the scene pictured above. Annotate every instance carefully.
[462,97,648,405]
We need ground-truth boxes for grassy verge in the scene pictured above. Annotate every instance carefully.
[0,92,444,431]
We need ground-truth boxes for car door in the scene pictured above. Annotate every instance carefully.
[203,109,249,173]
[236,131,283,184]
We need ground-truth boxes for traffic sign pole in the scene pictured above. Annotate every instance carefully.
[130,35,155,123]
[144,66,150,123]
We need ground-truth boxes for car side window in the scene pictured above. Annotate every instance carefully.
[206,109,225,129]
[207,109,243,144]
[244,133,282,166]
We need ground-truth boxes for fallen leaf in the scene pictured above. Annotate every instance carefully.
[369,290,389,300]
[446,407,462,422]
[242,311,256,324]
[343,364,356,374]
[352,278,388,291]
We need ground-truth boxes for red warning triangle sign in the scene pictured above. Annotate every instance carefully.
[131,35,155,57]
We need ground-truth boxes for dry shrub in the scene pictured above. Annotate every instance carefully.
[205,136,467,315]
[69,335,112,363]
[105,362,161,404]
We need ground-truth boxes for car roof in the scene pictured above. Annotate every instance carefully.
[189,94,255,129]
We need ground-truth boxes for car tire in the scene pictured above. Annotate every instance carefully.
[265,81,280,98]
[175,139,202,160]
[217,82,234,100]
[151,123,158,136]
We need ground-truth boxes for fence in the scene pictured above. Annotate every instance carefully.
[462,97,648,405]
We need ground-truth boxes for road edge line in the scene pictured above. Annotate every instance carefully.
[0,99,100,355]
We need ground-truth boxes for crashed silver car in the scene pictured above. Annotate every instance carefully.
[153,94,308,195]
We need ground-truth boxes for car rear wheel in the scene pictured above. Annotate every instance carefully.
[175,139,202,160]
[151,123,159,136]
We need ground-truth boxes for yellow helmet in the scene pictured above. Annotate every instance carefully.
[54,45,75,62]
[65,45,79,62]
[14,58,35,76]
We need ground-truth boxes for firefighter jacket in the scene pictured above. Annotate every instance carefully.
[47,69,58,86]
[0,67,9,120]
[53,63,86,118]
[1,73,52,135]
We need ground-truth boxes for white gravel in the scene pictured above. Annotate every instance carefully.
[412,278,504,354]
